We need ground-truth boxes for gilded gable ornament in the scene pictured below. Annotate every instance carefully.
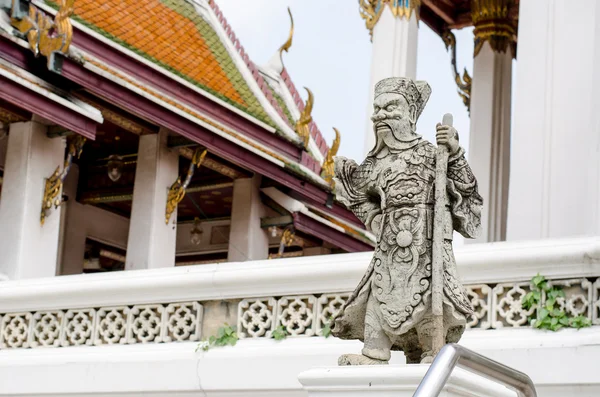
[359,0,421,39]
[41,134,86,225]
[295,87,313,150]
[165,147,207,224]
[11,0,75,69]
[442,30,472,114]
[321,127,340,187]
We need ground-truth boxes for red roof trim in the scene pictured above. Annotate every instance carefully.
[292,212,373,253]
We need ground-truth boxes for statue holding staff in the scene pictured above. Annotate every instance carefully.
[331,77,483,365]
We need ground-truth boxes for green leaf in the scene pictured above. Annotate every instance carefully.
[209,335,216,344]
[272,325,288,341]
[559,316,570,326]
[539,307,549,320]
[545,299,556,310]
[551,308,564,317]
[532,274,545,287]
[322,323,332,338]
[217,327,226,339]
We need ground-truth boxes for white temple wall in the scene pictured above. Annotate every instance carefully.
[1,236,599,396]
[0,333,596,397]
[507,0,600,240]
[176,219,230,256]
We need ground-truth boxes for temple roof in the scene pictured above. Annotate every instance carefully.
[45,0,330,159]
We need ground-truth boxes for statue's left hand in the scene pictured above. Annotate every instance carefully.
[436,123,460,155]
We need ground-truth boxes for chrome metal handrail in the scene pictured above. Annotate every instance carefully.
[413,344,537,397]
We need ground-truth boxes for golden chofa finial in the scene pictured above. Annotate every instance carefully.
[321,127,341,187]
[295,87,313,150]
[279,7,294,57]
[267,7,294,73]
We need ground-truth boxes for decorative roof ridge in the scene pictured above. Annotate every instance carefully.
[207,0,329,159]
[207,0,294,132]
[280,67,329,158]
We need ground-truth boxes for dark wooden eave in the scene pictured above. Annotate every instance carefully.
[421,0,520,37]
[0,67,99,139]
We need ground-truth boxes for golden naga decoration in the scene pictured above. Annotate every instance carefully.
[165,147,207,224]
[442,30,472,114]
[269,227,296,259]
[41,134,86,225]
[321,127,341,187]
[278,7,294,58]
[359,0,421,39]
[472,0,516,58]
[295,87,313,150]
[11,0,75,68]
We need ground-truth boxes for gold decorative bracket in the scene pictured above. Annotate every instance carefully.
[40,134,85,225]
[321,127,341,188]
[295,87,313,150]
[10,0,75,70]
[472,0,516,58]
[442,30,472,115]
[165,147,207,224]
[359,0,421,39]
[268,227,296,259]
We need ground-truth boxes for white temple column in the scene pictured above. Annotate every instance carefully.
[467,2,514,243]
[227,176,269,262]
[362,2,419,155]
[125,129,179,270]
[58,164,87,275]
[507,0,600,240]
[0,121,65,279]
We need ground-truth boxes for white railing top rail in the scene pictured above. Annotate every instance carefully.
[0,236,599,313]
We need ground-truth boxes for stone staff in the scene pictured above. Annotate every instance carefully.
[432,113,453,355]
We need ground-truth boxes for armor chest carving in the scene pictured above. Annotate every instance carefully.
[364,143,437,209]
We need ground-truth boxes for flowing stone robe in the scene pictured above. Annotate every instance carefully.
[332,138,482,357]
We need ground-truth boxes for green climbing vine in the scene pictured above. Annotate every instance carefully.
[196,323,239,352]
[320,315,335,338]
[521,274,592,331]
[271,325,288,341]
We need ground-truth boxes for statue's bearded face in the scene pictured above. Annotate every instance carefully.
[371,93,417,142]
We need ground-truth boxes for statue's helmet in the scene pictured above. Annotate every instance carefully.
[374,77,431,121]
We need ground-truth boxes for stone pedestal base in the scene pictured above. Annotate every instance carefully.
[298,365,514,397]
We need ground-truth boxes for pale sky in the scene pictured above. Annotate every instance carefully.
[215,0,474,161]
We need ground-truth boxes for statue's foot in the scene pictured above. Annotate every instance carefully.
[420,353,434,364]
[338,354,388,366]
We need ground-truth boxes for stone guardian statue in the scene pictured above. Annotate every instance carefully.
[331,77,483,365]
